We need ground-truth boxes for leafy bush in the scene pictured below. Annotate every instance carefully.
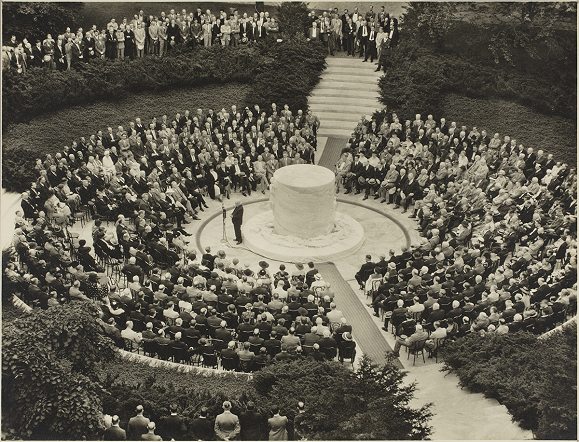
[441,323,577,440]
[379,40,575,120]
[252,356,432,440]
[2,45,257,126]
[2,302,116,439]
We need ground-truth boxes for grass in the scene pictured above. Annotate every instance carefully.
[439,93,577,165]
[77,2,276,28]
[2,83,250,189]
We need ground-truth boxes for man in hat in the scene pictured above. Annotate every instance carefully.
[214,401,240,441]
[338,331,356,362]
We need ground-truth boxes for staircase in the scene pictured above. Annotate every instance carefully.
[310,56,382,138]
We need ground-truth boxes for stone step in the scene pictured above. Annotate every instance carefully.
[309,95,380,108]
[316,111,368,123]
[320,119,358,130]
[310,103,378,115]
[310,88,379,99]
[317,80,378,92]
[317,128,353,138]
[323,65,383,76]
[325,57,372,66]
[320,73,379,84]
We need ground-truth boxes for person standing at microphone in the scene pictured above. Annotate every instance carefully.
[231,201,244,244]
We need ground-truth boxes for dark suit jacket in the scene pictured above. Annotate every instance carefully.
[159,414,187,440]
[189,416,214,440]
[232,205,244,226]
[240,410,266,440]
[104,425,127,441]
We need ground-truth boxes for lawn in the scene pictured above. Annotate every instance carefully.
[2,83,250,191]
[439,93,577,165]
[78,2,276,28]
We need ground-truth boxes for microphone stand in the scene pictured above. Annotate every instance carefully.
[221,201,228,244]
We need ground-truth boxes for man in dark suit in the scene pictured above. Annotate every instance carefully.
[189,407,214,440]
[355,254,375,288]
[104,415,127,441]
[240,401,265,440]
[231,201,244,244]
[356,19,369,58]
[127,405,150,440]
[159,404,187,440]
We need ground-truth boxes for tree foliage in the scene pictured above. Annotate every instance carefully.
[2,2,82,42]
[252,356,432,440]
[389,2,576,121]
[400,2,458,48]
[2,302,116,439]
[276,2,311,39]
[441,323,577,440]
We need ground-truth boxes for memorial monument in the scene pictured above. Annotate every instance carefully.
[243,164,365,262]
[270,164,336,238]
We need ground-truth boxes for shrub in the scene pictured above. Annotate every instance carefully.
[441,323,577,439]
[2,302,116,439]
[252,356,432,440]
[2,45,258,127]
[379,40,575,121]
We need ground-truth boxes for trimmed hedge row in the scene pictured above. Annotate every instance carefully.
[3,45,249,126]
[379,41,576,121]
[440,323,577,440]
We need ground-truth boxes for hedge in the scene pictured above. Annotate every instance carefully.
[440,323,577,440]
[379,40,576,120]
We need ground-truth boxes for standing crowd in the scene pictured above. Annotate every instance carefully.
[2,6,280,72]
[306,5,399,68]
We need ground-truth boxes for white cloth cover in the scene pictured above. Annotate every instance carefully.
[270,164,336,239]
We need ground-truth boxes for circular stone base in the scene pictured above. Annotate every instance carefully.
[243,210,365,262]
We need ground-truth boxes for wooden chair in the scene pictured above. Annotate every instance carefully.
[428,337,446,363]
[338,342,356,367]
[221,356,240,372]
[407,339,427,366]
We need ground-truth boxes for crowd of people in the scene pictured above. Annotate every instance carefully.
[345,112,577,356]
[4,102,360,374]
[2,6,280,72]
[102,400,306,441]
[306,6,400,67]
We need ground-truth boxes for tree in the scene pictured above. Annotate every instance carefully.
[400,2,458,49]
[276,2,311,39]
[481,2,577,66]
[252,356,432,440]
[2,302,116,439]
[2,2,82,42]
